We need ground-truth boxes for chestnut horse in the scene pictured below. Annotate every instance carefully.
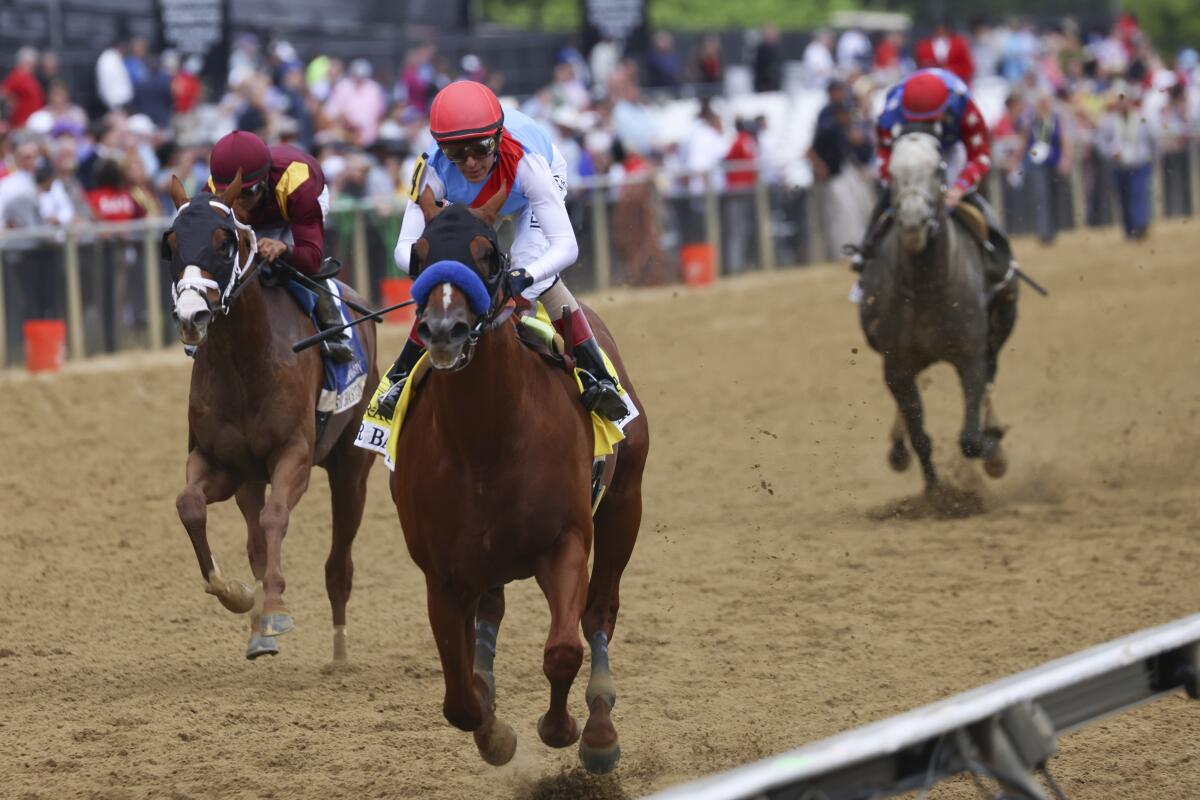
[390,188,649,773]
[164,174,378,661]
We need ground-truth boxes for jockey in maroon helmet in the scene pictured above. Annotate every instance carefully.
[851,68,1017,304]
[374,80,627,423]
[208,130,353,362]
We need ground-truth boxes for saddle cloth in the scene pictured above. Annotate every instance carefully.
[283,279,370,427]
[354,302,639,478]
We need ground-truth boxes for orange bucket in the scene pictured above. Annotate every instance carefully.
[379,277,416,325]
[24,319,67,373]
[680,243,716,286]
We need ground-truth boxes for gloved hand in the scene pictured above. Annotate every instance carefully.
[504,267,535,298]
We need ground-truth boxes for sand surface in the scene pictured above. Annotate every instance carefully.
[1,221,1198,799]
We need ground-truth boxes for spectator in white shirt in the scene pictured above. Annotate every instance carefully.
[95,40,133,112]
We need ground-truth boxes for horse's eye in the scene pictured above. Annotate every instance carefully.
[223,239,237,260]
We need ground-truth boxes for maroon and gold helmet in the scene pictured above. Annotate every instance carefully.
[210,131,271,191]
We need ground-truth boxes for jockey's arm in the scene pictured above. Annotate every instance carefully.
[875,127,894,187]
[513,153,578,284]
[393,166,444,274]
[954,97,991,194]
[286,214,324,275]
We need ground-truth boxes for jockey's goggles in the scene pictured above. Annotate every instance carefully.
[439,135,499,164]
[239,181,266,200]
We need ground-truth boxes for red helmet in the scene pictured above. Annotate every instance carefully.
[210,131,271,191]
[901,72,952,121]
[429,81,504,142]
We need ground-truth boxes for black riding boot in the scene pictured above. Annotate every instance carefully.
[374,336,425,422]
[574,336,629,422]
[849,191,891,273]
[315,291,355,364]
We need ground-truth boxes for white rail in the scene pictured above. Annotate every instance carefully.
[646,614,1200,800]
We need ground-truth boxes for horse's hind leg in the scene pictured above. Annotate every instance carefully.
[579,485,642,775]
[324,453,371,662]
[425,578,516,766]
[176,450,253,614]
[235,483,276,659]
[534,529,589,752]
[885,364,937,490]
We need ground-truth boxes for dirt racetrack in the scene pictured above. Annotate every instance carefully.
[2,220,1199,800]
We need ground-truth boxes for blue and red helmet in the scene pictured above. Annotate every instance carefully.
[901,72,952,121]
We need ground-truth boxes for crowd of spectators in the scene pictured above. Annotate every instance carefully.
[0,12,1196,343]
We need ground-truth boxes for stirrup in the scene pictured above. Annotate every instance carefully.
[321,335,355,364]
[580,372,628,422]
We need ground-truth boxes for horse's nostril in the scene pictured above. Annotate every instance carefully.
[450,322,470,342]
[193,309,212,329]
[417,322,432,343]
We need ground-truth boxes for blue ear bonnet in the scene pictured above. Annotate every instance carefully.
[410,260,493,316]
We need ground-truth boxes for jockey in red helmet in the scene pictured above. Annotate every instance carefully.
[208,130,353,362]
[850,69,1016,301]
[373,80,627,423]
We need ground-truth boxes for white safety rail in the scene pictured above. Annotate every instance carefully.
[646,614,1200,800]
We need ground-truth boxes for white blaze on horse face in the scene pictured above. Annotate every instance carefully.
[176,266,212,324]
[442,282,452,311]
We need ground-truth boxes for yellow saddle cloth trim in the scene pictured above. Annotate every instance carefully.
[359,306,625,470]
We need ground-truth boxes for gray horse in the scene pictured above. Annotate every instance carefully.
[858,132,1017,491]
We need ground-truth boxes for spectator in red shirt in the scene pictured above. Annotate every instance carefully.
[724,118,759,189]
[85,158,143,221]
[723,118,760,273]
[2,48,47,129]
[915,22,975,85]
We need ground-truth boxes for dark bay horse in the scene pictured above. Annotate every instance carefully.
[859,132,1017,491]
[164,174,378,660]
[390,188,649,774]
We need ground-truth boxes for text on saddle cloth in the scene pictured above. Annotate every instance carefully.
[354,303,639,477]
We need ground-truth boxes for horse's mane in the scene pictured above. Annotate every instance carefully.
[890,133,942,191]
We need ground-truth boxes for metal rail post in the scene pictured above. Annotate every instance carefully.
[64,231,85,360]
[142,229,163,350]
[0,248,7,368]
[754,179,775,271]
[1071,158,1086,230]
[704,181,722,274]
[590,186,612,290]
[351,206,370,296]
[806,184,825,264]
[1190,140,1200,220]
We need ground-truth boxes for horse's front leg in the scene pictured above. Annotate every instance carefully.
[176,449,253,614]
[534,529,589,751]
[474,587,506,705]
[235,482,277,659]
[884,362,937,489]
[954,356,998,462]
[426,577,517,766]
[257,444,311,638]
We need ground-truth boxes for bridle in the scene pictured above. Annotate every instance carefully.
[892,133,949,241]
[166,197,261,318]
[416,232,515,374]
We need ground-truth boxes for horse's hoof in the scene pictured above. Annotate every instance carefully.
[473,719,517,766]
[205,579,255,614]
[585,670,617,710]
[538,713,581,749]
[246,633,279,660]
[579,739,621,775]
[887,441,911,473]
[332,625,348,662]
[260,612,294,637]
[984,447,1008,478]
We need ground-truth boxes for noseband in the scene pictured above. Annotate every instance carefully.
[166,198,260,318]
